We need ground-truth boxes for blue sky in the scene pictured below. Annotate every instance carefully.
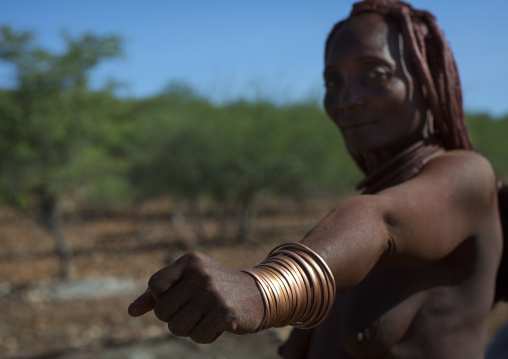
[1,1,507,115]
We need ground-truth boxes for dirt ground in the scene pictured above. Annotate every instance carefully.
[1,198,507,359]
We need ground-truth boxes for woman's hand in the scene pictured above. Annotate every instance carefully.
[128,251,264,343]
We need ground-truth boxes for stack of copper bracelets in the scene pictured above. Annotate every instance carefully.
[241,242,336,332]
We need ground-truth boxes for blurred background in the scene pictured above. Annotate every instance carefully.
[0,1,507,358]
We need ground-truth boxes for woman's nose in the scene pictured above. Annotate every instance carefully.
[338,82,364,110]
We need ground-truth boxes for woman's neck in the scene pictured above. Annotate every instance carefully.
[362,135,422,175]
[356,136,444,194]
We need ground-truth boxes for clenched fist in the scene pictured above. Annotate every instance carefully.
[128,251,264,343]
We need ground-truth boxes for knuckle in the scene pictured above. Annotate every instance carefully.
[184,250,202,261]
[181,253,213,281]
[148,264,174,295]
[147,276,158,294]
[147,274,164,297]
[182,251,207,267]
[153,303,166,322]
[147,274,156,289]
[192,266,213,282]
[189,314,224,344]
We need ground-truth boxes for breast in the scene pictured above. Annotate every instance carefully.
[306,265,430,358]
[306,234,495,359]
[336,266,430,357]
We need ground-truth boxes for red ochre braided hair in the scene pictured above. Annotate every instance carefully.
[325,0,508,302]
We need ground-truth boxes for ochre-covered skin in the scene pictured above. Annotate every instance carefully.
[128,1,505,358]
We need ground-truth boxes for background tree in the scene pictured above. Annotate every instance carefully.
[127,84,361,242]
[0,26,123,280]
[466,113,508,181]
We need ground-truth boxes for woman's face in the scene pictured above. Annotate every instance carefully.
[323,13,426,157]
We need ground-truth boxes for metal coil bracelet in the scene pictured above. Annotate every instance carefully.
[241,242,336,332]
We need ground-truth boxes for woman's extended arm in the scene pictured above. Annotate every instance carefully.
[128,150,499,342]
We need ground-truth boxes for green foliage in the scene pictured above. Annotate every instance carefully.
[0,26,125,209]
[466,113,508,180]
[127,85,361,208]
[0,26,126,278]
[124,87,363,241]
[1,25,507,218]
[0,26,121,91]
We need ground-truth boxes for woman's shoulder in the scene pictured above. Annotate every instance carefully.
[429,149,492,169]
[378,149,498,218]
[424,149,495,184]
[421,149,498,209]
[371,149,499,264]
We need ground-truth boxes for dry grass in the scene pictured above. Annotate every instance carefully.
[0,197,506,358]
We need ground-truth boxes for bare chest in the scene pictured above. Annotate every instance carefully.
[306,262,489,359]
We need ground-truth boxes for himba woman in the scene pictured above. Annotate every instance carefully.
[128,0,508,357]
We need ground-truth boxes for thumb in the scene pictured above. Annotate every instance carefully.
[128,289,156,317]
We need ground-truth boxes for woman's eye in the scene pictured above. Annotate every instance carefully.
[365,68,391,83]
[324,78,341,89]
[325,80,335,89]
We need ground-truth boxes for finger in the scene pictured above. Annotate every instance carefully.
[153,281,191,323]
[189,312,225,344]
[192,331,222,345]
[128,289,156,317]
[167,301,205,337]
[148,253,195,299]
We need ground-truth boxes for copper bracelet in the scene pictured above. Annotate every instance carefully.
[241,242,336,331]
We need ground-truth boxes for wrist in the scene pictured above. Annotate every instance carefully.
[241,242,336,332]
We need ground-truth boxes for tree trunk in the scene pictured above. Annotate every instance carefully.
[188,199,206,244]
[236,195,257,243]
[214,204,235,240]
[36,188,76,280]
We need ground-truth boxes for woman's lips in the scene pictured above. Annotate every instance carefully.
[339,119,377,130]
